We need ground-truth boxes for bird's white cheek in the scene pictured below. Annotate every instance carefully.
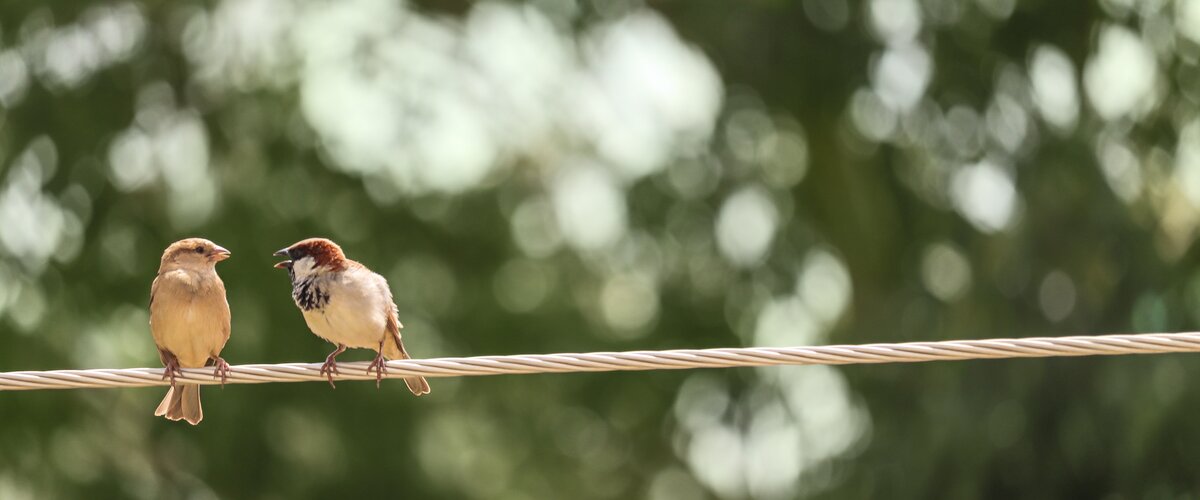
[292,257,318,280]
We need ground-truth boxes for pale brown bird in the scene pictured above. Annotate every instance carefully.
[273,238,430,395]
[149,238,233,425]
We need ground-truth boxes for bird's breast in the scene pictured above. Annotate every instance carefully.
[295,274,390,349]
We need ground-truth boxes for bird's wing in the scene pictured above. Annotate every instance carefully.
[149,273,160,310]
[149,273,164,350]
[214,276,231,344]
[376,272,403,331]
[371,270,408,357]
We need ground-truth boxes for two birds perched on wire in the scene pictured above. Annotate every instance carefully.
[149,237,429,425]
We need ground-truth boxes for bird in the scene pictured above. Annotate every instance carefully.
[149,238,233,425]
[273,237,430,395]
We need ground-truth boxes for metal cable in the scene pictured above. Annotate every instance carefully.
[3,331,1199,391]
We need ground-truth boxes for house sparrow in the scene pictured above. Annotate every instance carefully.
[149,238,233,425]
[273,238,430,395]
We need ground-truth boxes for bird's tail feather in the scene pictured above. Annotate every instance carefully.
[383,337,431,396]
[404,374,431,396]
[155,384,203,425]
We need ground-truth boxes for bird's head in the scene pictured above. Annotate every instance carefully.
[160,238,231,271]
[273,238,347,278]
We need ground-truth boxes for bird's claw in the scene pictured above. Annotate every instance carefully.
[211,356,231,386]
[365,352,387,389]
[161,351,183,388]
[319,358,340,389]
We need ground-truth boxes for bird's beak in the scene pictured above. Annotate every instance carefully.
[212,245,232,262]
[273,248,292,269]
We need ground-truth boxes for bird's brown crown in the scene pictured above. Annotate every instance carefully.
[275,237,348,270]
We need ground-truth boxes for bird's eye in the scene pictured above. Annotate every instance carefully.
[194,246,205,254]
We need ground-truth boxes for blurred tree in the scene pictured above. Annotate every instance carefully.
[0,0,1198,498]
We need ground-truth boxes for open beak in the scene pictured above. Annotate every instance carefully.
[273,248,292,269]
[212,245,232,262]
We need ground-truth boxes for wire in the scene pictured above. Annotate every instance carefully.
[3,331,1199,391]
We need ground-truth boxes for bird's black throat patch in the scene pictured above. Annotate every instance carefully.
[292,277,331,311]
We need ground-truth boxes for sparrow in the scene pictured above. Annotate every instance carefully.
[149,238,233,425]
[273,237,430,395]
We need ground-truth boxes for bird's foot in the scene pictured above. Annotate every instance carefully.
[366,351,388,389]
[319,355,340,389]
[211,356,231,386]
[161,350,183,387]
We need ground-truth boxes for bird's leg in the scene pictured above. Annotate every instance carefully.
[320,344,347,389]
[210,355,231,386]
[365,340,389,389]
[160,349,182,387]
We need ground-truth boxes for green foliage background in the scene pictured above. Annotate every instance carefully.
[0,0,1198,498]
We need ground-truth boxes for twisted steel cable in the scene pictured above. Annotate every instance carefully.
[3,331,1200,391]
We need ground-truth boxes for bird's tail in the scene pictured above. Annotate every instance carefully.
[154,384,203,425]
[383,336,431,396]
